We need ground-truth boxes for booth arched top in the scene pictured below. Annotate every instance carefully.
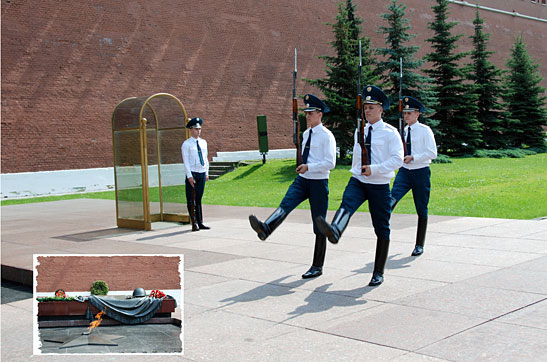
[112,93,189,131]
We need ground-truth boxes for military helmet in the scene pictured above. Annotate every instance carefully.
[132,288,146,298]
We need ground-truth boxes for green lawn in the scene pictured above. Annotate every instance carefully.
[2,154,546,220]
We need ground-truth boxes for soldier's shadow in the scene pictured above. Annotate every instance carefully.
[280,283,371,324]
[218,275,374,325]
[349,253,414,275]
[218,276,307,307]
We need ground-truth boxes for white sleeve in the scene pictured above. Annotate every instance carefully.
[412,127,437,163]
[181,141,193,179]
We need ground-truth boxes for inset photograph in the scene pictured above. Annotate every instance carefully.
[33,254,183,355]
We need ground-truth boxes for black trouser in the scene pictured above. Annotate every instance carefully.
[185,172,206,204]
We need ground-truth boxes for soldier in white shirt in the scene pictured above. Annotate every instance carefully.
[317,85,404,286]
[181,117,210,232]
[391,96,437,256]
[249,94,337,279]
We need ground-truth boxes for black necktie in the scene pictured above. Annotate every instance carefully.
[405,127,411,156]
[365,126,372,164]
[196,140,204,166]
[302,129,312,164]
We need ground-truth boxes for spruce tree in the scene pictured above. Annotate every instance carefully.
[305,0,377,160]
[424,0,481,155]
[502,36,547,149]
[375,0,439,136]
[468,8,505,149]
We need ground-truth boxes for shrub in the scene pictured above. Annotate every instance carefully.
[433,154,452,163]
[474,148,536,158]
[90,280,109,295]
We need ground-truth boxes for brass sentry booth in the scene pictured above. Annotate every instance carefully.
[111,93,190,230]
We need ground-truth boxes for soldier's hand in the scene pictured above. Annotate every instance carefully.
[404,155,414,164]
[361,165,371,176]
[296,164,308,174]
[188,177,195,187]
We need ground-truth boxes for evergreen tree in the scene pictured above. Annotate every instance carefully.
[424,0,481,155]
[305,0,378,160]
[468,8,505,149]
[375,0,439,137]
[502,35,547,149]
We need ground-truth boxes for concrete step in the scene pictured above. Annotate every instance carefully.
[208,161,239,179]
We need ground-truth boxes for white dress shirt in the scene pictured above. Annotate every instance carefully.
[181,137,209,178]
[350,119,404,184]
[403,121,437,170]
[300,123,337,180]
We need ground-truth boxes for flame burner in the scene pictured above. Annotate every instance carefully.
[43,309,124,349]
[44,332,124,349]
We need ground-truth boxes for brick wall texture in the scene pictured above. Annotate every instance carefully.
[2,0,546,173]
[35,255,182,293]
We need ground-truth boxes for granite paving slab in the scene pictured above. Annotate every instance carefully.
[1,200,546,361]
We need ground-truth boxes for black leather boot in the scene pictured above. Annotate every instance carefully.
[196,203,210,230]
[412,216,427,256]
[302,234,326,279]
[315,208,351,244]
[369,238,390,286]
[248,208,288,241]
[187,204,199,232]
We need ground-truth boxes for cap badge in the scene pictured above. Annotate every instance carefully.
[405,97,408,102]
[405,105,409,109]
[305,95,309,101]
[366,96,371,100]
[367,87,372,92]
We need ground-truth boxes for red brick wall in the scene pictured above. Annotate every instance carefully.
[2,0,545,173]
[35,255,182,293]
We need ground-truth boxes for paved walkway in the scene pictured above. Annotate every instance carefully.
[1,199,547,361]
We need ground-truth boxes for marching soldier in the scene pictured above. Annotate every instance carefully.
[182,117,211,231]
[249,94,336,279]
[391,96,437,256]
[316,85,403,286]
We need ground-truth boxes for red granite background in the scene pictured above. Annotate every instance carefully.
[2,0,545,173]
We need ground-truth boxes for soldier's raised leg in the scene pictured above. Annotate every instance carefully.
[249,176,306,241]
[316,177,365,244]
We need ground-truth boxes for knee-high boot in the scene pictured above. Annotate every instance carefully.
[369,238,390,286]
[196,203,210,230]
[187,203,199,232]
[248,208,288,241]
[315,208,351,244]
[412,216,427,256]
[302,234,326,279]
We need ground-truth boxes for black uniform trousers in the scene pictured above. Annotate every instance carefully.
[279,175,329,235]
[391,166,431,218]
[185,171,206,205]
[339,177,392,240]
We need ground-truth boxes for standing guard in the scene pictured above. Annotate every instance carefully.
[316,85,403,286]
[391,96,437,256]
[249,94,337,279]
[181,117,211,231]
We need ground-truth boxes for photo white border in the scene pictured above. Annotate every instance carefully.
[33,253,184,356]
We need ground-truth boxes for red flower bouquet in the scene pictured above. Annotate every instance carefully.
[149,289,166,298]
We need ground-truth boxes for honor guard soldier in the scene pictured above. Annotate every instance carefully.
[182,117,211,231]
[391,96,437,256]
[249,94,336,279]
[316,85,403,286]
